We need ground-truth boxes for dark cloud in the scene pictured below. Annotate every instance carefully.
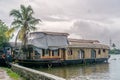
[1,0,120,22]
[68,20,110,42]
[31,0,120,21]
[42,16,69,22]
[1,0,120,47]
[0,0,25,25]
[66,20,120,48]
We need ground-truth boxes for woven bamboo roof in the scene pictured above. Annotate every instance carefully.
[69,43,109,49]
[30,31,69,36]
[68,38,100,43]
[68,39,109,49]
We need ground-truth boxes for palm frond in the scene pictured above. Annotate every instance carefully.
[28,18,41,25]
[11,19,23,26]
[29,26,37,31]
[20,5,27,20]
[18,28,26,41]
[10,9,22,19]
[27,6,34,18]
[5,27,15,38]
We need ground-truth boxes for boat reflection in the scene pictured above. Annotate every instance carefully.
[36,63,109,80]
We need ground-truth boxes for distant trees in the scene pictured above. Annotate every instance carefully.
[109,49,120,54]
[109,43,120,54]
[112,43,116,49]
[0,20,11,49]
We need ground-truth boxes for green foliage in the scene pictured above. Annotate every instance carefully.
[0,20,10,49]
[112,43,116,49]
[109,49,120,54]
[3,68,26,80]
[8,4,40,48]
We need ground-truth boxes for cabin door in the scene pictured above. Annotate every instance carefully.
[61,48,66,60]
[78,49,84,59]
[91,49,96,59]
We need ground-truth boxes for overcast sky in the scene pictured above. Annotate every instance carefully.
[1,0,120,48]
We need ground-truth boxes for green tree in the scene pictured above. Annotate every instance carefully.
[0,20,10,49]
[7,5,40,49]
[112,43,116,49]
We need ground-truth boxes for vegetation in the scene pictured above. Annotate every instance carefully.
[7,5,40,49]
[0,20,11,49]
[109,49,120,54]
[112,43,116,49]
[109,43,120,54]
[3,68,25,80]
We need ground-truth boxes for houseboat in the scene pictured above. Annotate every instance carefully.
[66,39,109,64]
[15,31,109,67]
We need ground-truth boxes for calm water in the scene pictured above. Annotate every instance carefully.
[35,55,120,80]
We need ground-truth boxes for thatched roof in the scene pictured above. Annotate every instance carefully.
[69,43,109,49]
[68,38,100,43]
[68,39,109,49]
[30,31,69,36]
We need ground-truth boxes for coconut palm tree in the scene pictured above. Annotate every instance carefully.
[7,5,40,49]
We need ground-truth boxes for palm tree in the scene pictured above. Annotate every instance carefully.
[7,5,40,49]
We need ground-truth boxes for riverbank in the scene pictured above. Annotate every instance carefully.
[11,63,65,80]
[0,68,11,80]
[0,67,25,80]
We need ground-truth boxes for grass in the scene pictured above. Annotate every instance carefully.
[3,67,26,80]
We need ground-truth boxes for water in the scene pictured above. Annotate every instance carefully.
[35,55,120,80]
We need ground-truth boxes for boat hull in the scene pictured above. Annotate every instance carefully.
[16,58,108,67]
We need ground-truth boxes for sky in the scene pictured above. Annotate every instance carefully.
[1,0,120,48]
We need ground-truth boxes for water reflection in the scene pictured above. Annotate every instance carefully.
[36,63,109,80]
[35,55,120,80]
[109,54,120,80]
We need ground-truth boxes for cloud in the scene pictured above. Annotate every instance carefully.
[0,0,26,26]
[1,0,120,48]
[66,19,110,44]
[66,19,120,48]
[42,15,69,22]
[36,20,73,32]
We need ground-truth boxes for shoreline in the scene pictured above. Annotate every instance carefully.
[0,67,25,80]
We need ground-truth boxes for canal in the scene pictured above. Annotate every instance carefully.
[35,54,120,80]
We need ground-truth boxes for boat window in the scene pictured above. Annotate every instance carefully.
[42,49,50,56]
[98,49,101,55]
[34,48,42,55]
[70,49,73,55]
[91,49,96,58]
[78,49,85,58]
[35,51,39,55]
[42,49,45,56]
[103,49,106,53]
[68,49,73,56]
[52,49,59,56]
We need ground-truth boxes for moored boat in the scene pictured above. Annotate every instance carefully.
[13,31,109,67]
